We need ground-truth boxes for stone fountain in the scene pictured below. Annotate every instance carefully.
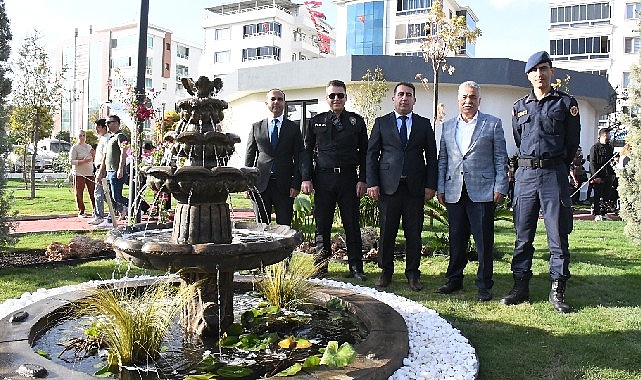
[106,76,302,337]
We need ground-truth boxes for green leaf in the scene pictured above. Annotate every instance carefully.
[35,349,51,360]
[93,365,113,377]
[226,322,244,337]
[196,355,220,372]
[275,363,302,376]
[183,374,215,380]
[303,355,321,368]
[319,341,356,367]
[219,336,239,347]
[216,365,252,378]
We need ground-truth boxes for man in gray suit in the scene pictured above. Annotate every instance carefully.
[435,81,508,301]
[245,89,303,225]
[367,82,438,291]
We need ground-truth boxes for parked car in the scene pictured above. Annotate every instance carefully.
[7,145,45,173]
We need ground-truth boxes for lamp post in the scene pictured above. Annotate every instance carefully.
[72,28,78,137]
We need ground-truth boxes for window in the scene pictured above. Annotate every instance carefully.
[177,45,190,59]
[242,46,281,61]
[397,0,432,14]
[111,56,133,68]
[214,51,230,63]
[147,36,153,48]
[176,64,189,81]
[625,37,641,53]
[623,72,631,88]
[626,3,641,19]
[145,78,153,89]
[215,28,230,40]
[166,42,171,51]
[146,57,153,75]
[550,2,610,24]
[243,21,282,37]
[550,36,609,56]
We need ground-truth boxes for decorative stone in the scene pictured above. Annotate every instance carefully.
[10,310,28,322]
[16,363,47,378]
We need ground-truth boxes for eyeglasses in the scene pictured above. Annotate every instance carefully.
[270,96,284,102]
[328,93,345,100]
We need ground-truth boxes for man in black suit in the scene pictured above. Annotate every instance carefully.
[366,82,438,291]
[245,89,303,225]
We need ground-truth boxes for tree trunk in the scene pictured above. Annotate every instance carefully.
[432,67,440,130]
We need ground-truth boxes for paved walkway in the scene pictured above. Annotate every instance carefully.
[10,208,619,234]
[10,209,258,234]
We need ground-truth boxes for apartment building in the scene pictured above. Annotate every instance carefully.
[200,0,336,79]
[549,1,640,130]
[331,0,477,57]
[52,23,202,138]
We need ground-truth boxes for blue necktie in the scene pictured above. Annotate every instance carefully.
[270,119,279,151]
[399,115,408,147]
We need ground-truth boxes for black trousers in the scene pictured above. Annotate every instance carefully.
[378,182,424,280]
[250,177,294,225]
[313,170,363,272]
[592,177,612,216]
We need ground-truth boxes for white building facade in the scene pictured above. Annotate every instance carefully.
[200,0,336,79]
[548,0,639,131]
[331,0,477,57]
[52,23,202,138]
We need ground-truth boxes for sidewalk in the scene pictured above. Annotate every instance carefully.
[10,209,257,234]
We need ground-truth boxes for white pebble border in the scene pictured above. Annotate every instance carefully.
[0,275,478,380]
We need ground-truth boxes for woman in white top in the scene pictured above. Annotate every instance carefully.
[69,130,96,217]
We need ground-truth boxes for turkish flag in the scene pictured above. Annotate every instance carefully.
[357,15,365,23]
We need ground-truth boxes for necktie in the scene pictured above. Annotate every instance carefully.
[399,115,408,147]
[270,119,279,150]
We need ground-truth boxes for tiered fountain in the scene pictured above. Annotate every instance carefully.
[106,76,302,336]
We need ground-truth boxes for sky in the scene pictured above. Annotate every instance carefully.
[4,0,549,62]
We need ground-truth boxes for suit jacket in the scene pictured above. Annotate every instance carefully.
[245,117,303,194]
[366,112,438,196]
[437,111,509,203]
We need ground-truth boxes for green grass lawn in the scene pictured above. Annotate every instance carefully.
[6,178,253,216]
[2,181,640,379]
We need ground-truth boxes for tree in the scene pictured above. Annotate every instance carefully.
[10,32,65,198]
[55,130,70,142]
[618,26,641,243]
[420,0,481,124]
[351,66,388,132]
[0,0,17,244]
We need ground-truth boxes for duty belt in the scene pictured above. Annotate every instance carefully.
[518,157,563,169]
[316,166,355,174]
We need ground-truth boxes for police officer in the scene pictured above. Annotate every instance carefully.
[300,80,368,281]
[501,51,580,313]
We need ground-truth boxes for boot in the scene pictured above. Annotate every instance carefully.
[500,276,530,305]
[549,280,571,313]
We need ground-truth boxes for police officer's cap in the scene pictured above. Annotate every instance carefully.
[524,51,552,74]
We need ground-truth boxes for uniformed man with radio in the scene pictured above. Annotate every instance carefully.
[300,80,368,281]
[501,51,581,314]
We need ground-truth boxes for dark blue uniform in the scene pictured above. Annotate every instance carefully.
[511,89,580,281]
[301,110,368,273]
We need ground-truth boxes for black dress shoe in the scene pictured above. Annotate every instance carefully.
[349,271,368,281]
[477,288,492,302]
[408,278,423,291]
[436,282,463,294]
[375,275,392,287]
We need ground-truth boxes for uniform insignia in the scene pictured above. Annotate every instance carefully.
[349,117,357,125]
[314,123,326,128]
[570,105,579,117]
[517,110,528,118]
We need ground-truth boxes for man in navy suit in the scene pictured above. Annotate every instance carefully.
[435,81,508,301]
[245,89,303,225]
[366,82,438,291]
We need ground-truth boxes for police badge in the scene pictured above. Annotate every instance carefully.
[349,117,357,125]
[569,105,579,117]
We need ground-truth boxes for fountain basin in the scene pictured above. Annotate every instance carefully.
[106,222,301,272]
[0,276,409,380]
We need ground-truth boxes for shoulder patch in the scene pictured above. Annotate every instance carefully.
[349,116,357,125]
[570,105,579,117]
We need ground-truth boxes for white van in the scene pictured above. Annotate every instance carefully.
[37,138,71,170]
